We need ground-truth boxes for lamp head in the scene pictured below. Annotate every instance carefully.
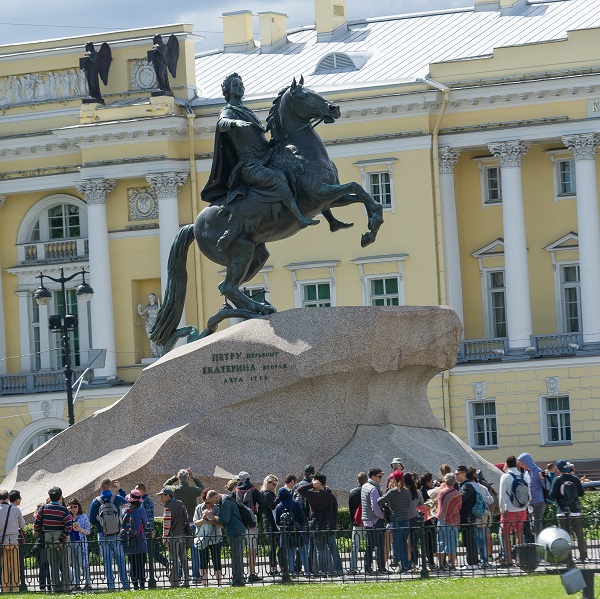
[34,285,52,306]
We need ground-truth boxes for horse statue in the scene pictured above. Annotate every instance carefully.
[151,75,383,352]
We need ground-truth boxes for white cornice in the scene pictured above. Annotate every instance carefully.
[108,228,160,240]
[0,107,79,124]
[441,116,600,150]
[78,158,189,181]
[52,115,190,147]
[0,172,77,195]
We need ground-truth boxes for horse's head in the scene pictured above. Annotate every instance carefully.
[287,76,341,124]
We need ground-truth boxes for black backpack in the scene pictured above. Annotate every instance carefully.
[279,508,297,531]
[225,495,257,529]
[560,478,579,512]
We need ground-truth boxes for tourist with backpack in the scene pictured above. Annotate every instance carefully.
[204,490,247,587]
[89,478,130,590]
[348,472,368,574]
[498,456,530,566]
[550,459,587,563]
[464,467,493,568]
[518,452,551,537]
[120,490,148,590]
[234,471,263,583]
[455,466,479,570]
[275,487,307,576]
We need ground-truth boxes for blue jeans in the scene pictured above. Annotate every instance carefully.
[189,523,200,578]
[388,521,411,570]
[314,532,342,574]
[98,533,130,589]
[474,520,488,564]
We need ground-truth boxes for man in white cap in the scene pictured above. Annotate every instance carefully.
[234,472,263,582]
[385,458,404,489]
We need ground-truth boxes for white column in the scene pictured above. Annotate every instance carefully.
[488,140,532,350]
[76,295,91,366]
[439,147,464,327]
[146,172,188,295]
[0,197,6,374]
[76,179,117,378]
[563,133,600,345]
[17,292,32,373]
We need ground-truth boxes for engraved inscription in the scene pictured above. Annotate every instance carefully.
[202,350,288,384]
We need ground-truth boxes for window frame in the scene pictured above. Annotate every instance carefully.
[354,158,397,213]
[558,262,582,334]
[540,394,572,445]
[475,157,502,207]
[548,150,577,203]
[466,399,498,449]
[299,280,333,308]
[365,274,403,306]
[482,268,507,339]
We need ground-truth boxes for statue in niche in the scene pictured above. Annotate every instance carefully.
[147,34,179,95]
[138,293,162,358]
[80,42,111,103]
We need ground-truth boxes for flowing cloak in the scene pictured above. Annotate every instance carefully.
[201,104,283,205]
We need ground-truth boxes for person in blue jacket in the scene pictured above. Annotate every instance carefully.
[275,488,308,576]
[517,452,551,536]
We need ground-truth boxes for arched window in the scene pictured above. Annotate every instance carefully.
[24,428,63,456]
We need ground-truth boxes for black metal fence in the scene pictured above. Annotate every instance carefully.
[4,513,598,591]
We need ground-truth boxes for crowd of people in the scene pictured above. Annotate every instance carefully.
[0,455,592,591]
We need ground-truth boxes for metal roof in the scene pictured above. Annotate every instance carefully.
[194,0,600,103]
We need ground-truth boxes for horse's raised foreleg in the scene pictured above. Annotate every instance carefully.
[219,238,276,315]
[319,182,384,247]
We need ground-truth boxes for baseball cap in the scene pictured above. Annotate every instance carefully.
[391,470,404,481]
[555,459,570,473]
[391,457,403,466]
[237,471,250,482]
[157,488,174,496]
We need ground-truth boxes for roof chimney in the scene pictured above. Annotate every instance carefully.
[222,10,256,53]
[314,0,347,41]
[474,0,527,12]
[258,12,288,53]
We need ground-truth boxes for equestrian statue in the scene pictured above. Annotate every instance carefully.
[151,73,384,353]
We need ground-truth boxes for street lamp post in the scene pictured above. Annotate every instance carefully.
[34,268,94,426]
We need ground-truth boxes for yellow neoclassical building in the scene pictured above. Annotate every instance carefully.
[1,0,600,476]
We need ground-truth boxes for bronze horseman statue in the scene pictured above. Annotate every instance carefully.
[147,34,179,95]
[79,42,112,104]
[151,73,384,353]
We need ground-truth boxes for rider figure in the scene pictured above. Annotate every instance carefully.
[202,73,318,251]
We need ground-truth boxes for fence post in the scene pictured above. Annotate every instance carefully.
[280,521,291,583]
[147,522,156,589]
[19,533,27,592]
[418,512,429,579]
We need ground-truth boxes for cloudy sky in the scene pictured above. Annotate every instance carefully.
[2,1,469,49]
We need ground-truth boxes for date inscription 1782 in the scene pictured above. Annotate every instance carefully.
[202,351,288,384]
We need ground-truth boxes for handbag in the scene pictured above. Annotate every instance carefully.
[0,504,13,558]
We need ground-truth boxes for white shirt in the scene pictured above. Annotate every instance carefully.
[499,467,530,513]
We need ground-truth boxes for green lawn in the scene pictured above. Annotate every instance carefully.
[39,574,595,599]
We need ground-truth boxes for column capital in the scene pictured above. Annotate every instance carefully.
[146,172,188,200]
[439,147,461,174]
[562,133,599,161]
[76,179,116,205]
[488,140,531,168]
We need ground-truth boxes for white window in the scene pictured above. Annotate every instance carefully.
[355,158,397,212]
[475,158,502,206]
[368,276,400,306]
[483,166,502,204]
[485,270,507,338]
[25,428,63,456]
[557,159,576,196]
[560,264,581,333]
[541,395,572,444]
[548,151,577,202]
[301,282,332,308]
[368,172,392,207]
[468,400,498,448]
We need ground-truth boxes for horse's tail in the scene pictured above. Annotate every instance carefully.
[150,224,195,347]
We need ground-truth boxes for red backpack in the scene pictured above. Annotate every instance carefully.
[353,505,364,527]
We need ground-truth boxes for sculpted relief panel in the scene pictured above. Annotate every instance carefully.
[0,68,89,106]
